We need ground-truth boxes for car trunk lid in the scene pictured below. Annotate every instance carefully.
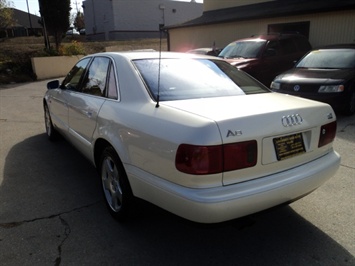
[164,93,336,185]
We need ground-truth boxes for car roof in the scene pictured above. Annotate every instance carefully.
[84,51,219,61]
[231,33,307,43]
[316,43,355,50]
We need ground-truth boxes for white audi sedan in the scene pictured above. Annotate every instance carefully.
[43,52,340,223]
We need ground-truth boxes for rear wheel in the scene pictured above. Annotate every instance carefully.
[44,104,58,141]
[100,147,134,220]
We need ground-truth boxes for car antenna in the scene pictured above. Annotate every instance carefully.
[156,23,164,108]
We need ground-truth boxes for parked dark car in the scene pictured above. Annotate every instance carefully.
[66,29,80,35]
[219,33,312,86]
[187,47,223,57]
[270,44,355,115]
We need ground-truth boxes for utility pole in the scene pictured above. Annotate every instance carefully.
[73,0,80,13]
[26,0,34,35]
[38,0,50,50]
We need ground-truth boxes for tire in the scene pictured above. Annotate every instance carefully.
[44,104,59,141]
[100,146,134,221]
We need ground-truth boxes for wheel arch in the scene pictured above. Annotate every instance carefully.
[93,138,127,171]
[43,98,48,108]
[94,138,112,170]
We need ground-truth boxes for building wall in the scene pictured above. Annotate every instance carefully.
[169,10,355,51]
[83,0,203,40]
[203,0,275,11]
[83,0,115,41]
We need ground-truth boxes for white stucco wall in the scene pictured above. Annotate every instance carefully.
[168,10,355,52]
[83,0,115,40]
[83,0,203,40]
[31,56,84,80]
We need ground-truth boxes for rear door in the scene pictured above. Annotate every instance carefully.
[67,56,114,158]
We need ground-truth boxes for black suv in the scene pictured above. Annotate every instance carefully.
[219,34,312,87]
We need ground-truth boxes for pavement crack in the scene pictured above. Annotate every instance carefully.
[0,201,101,229]
[341,163,355,170]
[54,215,71,266]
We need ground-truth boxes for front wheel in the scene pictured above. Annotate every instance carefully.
[100,147,134,220]
[44,104,58,141]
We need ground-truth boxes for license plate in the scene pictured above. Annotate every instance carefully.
[273,133,306,161]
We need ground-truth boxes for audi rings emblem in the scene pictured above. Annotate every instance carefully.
[281,114,303,127]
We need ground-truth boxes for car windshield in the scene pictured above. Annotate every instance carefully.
[133,58,269,101]
[218,40,266,59]
[296,49,355,69]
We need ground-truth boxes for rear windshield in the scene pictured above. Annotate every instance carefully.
[218,40,266,59]
[133,58,269,101]
[297,49,355,69]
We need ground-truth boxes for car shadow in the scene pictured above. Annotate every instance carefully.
[1,134,354,265]
[0,134,102,223]
[335,114,355,143]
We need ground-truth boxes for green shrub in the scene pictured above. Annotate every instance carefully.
[60,41,86,56]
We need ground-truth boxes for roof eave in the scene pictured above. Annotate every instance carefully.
[167,0,355,30]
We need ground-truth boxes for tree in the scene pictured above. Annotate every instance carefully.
[0,0,14,37]
[74,11,85,31]
[38,0,71,51]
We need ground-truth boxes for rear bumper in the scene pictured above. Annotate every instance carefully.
[127,150,340,223]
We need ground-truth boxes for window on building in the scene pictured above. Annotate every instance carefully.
[268,21,310,38]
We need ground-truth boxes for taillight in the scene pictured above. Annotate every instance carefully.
[175,144,222,174]
[175,140,257,175]
[318,121,337,147]
[224,141,257,171]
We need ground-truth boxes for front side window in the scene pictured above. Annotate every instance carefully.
[62,58,91,91]
[82,57,111,96]
[134,58,269,101]
[279,38,297,54]
[265,40,281,56]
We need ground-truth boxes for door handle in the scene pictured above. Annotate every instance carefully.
[84,110,93,117]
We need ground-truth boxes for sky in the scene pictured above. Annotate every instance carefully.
[11,0,84,15]
[11,0,203,15]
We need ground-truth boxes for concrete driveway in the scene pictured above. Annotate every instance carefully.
[0,79,354,265]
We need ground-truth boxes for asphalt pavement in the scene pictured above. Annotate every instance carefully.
[0,79,354,265]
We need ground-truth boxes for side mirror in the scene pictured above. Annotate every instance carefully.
[47,80,60,90]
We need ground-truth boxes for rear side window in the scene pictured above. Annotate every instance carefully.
[82,57,110,96]
[133,58,269,101]
[107,65,118,100]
